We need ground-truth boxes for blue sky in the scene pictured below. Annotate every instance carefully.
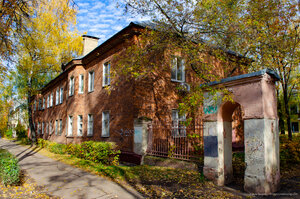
[75,0,149,44]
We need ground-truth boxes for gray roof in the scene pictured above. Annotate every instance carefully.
[204,68,280,87]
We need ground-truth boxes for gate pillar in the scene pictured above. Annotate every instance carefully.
[202,69,280,194]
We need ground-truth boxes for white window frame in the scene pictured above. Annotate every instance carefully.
[77,115,83,136]
[103,62,110,87]
[55,120,58,135]
[171,56,185,82]
[88,71,94,92]
[60,87,63,104]
[79,74,84,94]
[171,109,186,137]
[50,92,53,107]
[69,76,74,96]
[68,115,73,136]
[102,111,110,137]
[87,114,93,136]
[56,88,59,105]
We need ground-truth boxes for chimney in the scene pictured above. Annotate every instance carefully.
[82,35,99,56]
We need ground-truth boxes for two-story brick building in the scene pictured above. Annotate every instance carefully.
[31,21,248,156]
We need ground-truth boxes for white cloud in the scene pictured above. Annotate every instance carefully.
[112,25,123,31]
[77,2,89,7]
[92,1,105,10]
[76,0,147,44]
[93,23,110,29]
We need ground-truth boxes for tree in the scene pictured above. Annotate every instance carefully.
[15,0,82,142]
[123,0,299,139]
[0,70,14,135]
[0,0,35,59]
[244,0,300,140]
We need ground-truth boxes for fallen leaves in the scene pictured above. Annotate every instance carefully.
[0,171,60,199]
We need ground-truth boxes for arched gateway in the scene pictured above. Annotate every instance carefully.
[203,69,280,194]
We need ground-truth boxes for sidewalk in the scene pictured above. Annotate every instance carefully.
[0,139,143,199]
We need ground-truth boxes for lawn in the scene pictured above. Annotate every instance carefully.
[10,134,300,198]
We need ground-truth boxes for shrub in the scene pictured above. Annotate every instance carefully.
[20,137,31,145]
[48,142,66,154]
[4,129,13,138]
[280,135,300,167]
[15,123,27,140]
[0,149,20,186]
[66,141,120,165]
[38,139,120,165]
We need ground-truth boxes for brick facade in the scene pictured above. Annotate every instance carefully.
[32,22,247,153]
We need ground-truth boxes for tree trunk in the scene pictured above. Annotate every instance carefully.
[283,87,292,140]
[27,80,37,144]
[277,90,285,134]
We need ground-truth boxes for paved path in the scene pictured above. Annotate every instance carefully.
[0,139,143,199]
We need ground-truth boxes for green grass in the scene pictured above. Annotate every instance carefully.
[0,149,20,186]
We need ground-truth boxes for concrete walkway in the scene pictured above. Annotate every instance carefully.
[0,139,143,199]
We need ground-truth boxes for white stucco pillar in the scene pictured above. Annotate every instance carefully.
[244,119,280,194]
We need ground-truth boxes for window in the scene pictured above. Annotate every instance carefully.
[55,120,58,135]
[68,116,73,136]
[49,121,52,135]
[77,115,83,136]
[292,122,299,132]
[59,119,63,135]
[171,109,186,137]
[38,99,42,110]
[60,87,63,104]
[34,100,36,111]
[47,95,50,108]
[87,114,93,136]
[46,123,48,135]
[56,88,59,105]
[88,71,94,92]
[50,92,53,107]
[103,62,110,86]
[290,104,299,115]
[42,122,44,135]
[171,56,185,82]
[69,77,74,96]
[43,97,45,110]
[102,111,109,137]
[37,122,40,135]
[79,74,84,94]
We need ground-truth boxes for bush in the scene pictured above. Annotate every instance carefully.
[38,139,120,165]
[66,141,120,165]
[48,142,66,154]
[0,149,20,186]
[15,123,27,140]
[280,135,300,167]
[4,129,13,138]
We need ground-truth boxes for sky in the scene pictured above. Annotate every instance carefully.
[74,0,149,44]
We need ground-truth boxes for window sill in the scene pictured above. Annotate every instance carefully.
[101,136,110,138]
[88,90,94,93]
[66,136,74,138]
[171,79,185,83]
